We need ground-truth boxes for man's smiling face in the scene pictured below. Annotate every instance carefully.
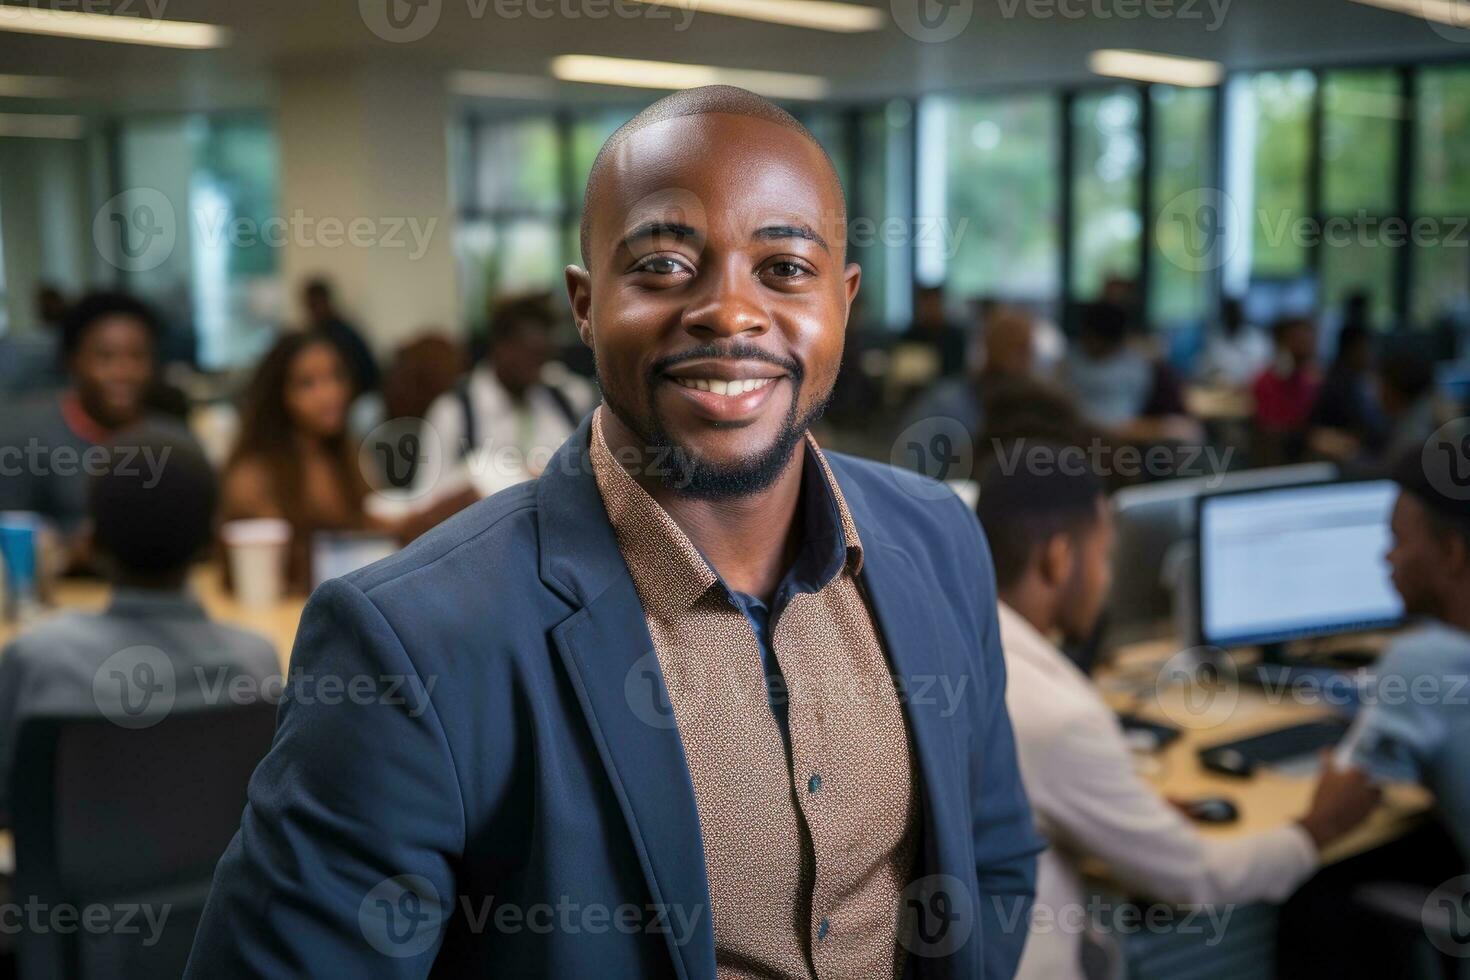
[568,110,859,498]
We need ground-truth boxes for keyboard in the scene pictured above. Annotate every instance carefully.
[1198,719,1351,777]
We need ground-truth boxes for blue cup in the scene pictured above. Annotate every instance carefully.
[0,513,41,621]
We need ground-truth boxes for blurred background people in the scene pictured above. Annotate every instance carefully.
[1198,296,1272,389]
[976,452,1381,980]
[221,332,375,592]
[901,305,1039,438]
[1252,315,1322,463]
[0,426,280,824]
[900,284,969,378]
[301,277,379,397]
[1309,324,1386,463]
[0,292,173,566]
[1063,300,1199,445]
[412,295,595,502]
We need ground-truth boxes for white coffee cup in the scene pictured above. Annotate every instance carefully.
[221,519,292,608]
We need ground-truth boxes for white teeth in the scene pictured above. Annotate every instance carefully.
[673,377,776,395]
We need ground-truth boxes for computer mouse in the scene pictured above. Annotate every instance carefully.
[1182,797,1240,824]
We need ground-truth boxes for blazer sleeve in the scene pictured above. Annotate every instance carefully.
[185,577,467,978]
[959,498,1046,979]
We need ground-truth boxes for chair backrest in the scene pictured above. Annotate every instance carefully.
[11,701,277,980]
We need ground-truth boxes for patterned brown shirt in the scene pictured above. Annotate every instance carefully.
[589,407,918,980]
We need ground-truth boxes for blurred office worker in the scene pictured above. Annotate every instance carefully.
[1347,452,1470,862]
[0,292,168,562]
[0,427,280,824]
[975,455,1381,980]
[412,296,596,502]
[302,276,381,396]
[187,86,1041,979]
[222,332,376,593]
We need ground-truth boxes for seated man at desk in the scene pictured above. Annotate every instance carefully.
[975,452,1382,980]
[1346,451,1470,860]
[0,427,281,825]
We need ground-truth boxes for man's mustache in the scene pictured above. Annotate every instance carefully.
[649,342,802,382]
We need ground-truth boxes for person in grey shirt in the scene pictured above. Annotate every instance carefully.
[1346,450,1470,863]
[0,427,280,825]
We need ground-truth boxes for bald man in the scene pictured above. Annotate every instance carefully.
[187,87,1041,980]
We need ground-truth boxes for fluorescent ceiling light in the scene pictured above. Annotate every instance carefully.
[627,0,883,32]
[0,73,72,98]
[0,112,84,138]
[448,70,558,100]
[550,55,829,100]
[1349,0,1470,27]
[0,5,228,48]
[1089,49,1223,87]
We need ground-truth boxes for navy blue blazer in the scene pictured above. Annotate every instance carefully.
[187,417,1042,979]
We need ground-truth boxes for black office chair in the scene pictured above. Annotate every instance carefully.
[10,702,277,980]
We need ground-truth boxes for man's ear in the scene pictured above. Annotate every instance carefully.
[1038,532,1076,590]
[565,265,593,349]
[843,261,862,317]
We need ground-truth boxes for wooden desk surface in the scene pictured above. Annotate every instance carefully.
[1,566,305,670]
[1099,637,1432,866]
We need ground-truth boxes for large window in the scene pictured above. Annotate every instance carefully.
[1150,85,1215,331]
[1070,87,1142,302]
[1320,69,1400,328]
[1413,66,1470,328]
[116,114,279,369]
[1246,71,1316,280]
[925,93,1060,308]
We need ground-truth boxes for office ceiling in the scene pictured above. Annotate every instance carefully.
[0,0,1467,115]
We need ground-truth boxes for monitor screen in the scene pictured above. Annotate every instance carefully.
[1198,480,1404,648]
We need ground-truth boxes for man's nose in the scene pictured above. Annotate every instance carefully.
[680,258,769,341]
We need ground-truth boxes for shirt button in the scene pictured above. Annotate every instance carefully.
[807,773,822,794]
[817,918,830,940]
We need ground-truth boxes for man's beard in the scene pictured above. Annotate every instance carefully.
[596,342,832,501]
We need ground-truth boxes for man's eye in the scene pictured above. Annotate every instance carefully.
[768,261,809,279]
[636,256,686,275]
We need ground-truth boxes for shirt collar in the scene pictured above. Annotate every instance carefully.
[107,586,209,620]
[589,406,862,616]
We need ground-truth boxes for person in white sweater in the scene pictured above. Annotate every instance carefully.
[974,449,1381,980]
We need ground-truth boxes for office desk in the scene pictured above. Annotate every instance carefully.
[1099,637,1432,866]
[1,567,306,670]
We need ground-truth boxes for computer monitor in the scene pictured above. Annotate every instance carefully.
[1196,479,1405,649]
[1106,462,1337,635]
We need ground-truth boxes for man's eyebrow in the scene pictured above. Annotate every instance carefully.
[753,223,829,252]
[618,220,701,250]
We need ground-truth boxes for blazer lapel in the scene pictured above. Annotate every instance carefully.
[836,464,973,980]
[537,419,715,980]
